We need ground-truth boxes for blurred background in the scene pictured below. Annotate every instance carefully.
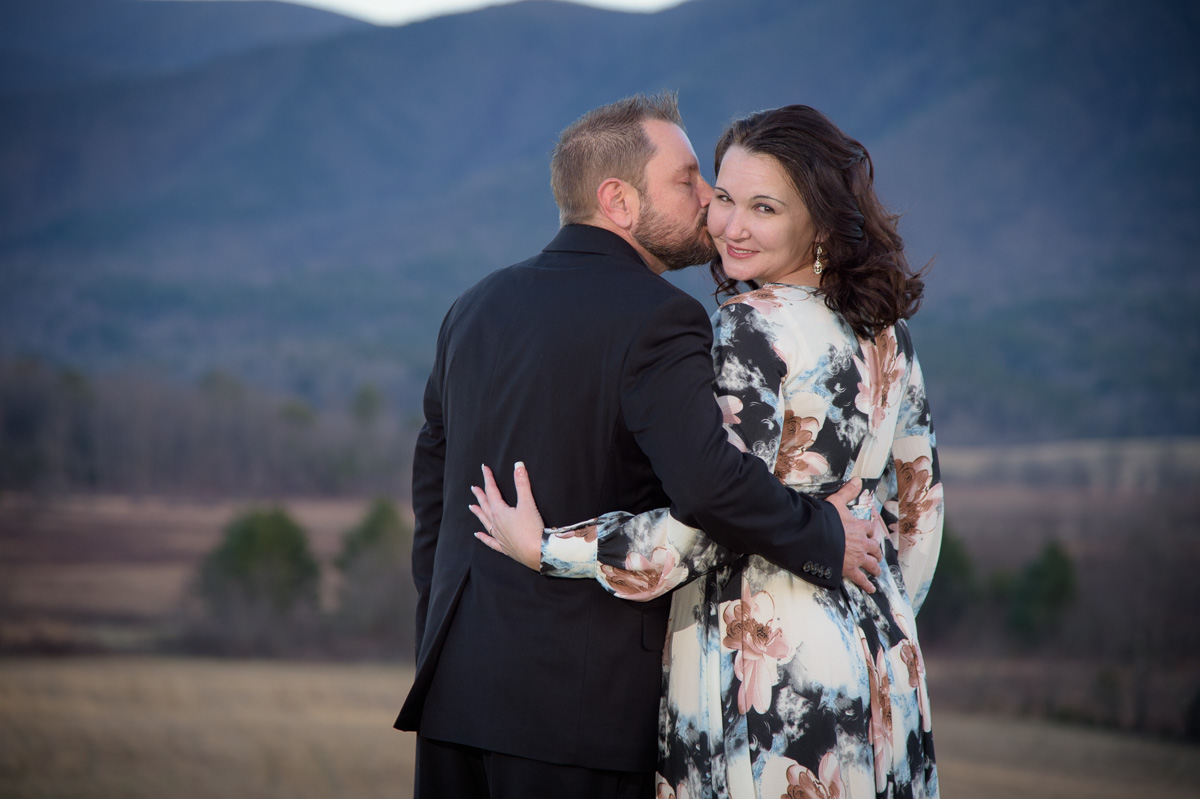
[1,0,1198,796]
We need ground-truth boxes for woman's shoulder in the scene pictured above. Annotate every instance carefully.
[720,282,817,311]
[717,283,823,327]
[877,317,916,357]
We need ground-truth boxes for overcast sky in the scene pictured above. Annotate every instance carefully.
[153,0,688,26]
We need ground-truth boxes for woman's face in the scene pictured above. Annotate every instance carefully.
[707,146,821,287]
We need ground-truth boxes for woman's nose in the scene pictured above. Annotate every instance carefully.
[719,207,747,240]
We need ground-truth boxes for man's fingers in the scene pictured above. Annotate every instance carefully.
[847,567,875,594]
[849,516,873,535]
[827,477,862,505]
[846,518,875,548]
[853,525,882,560]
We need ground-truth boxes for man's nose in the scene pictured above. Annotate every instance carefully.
[697,178,714,207]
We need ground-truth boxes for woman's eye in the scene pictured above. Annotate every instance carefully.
[755,204,775,213]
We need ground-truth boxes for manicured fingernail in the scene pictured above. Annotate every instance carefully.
[515,461,525,471]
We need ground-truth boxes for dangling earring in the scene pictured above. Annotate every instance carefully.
[813,243,824,275]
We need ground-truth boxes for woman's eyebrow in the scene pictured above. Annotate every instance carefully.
[716,187,787,206]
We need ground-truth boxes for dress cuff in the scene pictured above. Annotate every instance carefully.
[540,519,601,578]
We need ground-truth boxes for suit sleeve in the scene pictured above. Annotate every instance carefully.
[616,294,844,587]
[410,316,450,659]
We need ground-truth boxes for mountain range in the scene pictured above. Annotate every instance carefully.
[1,0,1197,445]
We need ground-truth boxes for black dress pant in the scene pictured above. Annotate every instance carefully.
[415,734,655,799]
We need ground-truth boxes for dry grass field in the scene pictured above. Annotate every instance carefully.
[1,656,1198,799]
[933,710,1200,799]
[2,652,1200,796]
[0,656,415,799]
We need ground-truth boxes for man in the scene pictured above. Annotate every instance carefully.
[394,92,879,798]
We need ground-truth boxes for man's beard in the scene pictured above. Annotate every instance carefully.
[633,200,718,272]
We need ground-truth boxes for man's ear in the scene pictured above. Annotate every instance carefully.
[596,178,639,230]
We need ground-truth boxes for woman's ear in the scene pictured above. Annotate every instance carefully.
[596,178,640,230]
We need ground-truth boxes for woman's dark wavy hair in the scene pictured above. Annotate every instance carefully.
[710,105,926,339]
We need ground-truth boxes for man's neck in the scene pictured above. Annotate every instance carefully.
[577,216,664,275]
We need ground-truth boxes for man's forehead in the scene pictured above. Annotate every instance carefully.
[644,119,699,170]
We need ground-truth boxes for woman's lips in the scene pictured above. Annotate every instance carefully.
[724,242,756,259]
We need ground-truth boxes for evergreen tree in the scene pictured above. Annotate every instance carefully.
[335,498,416,653]
[193,507,320,653]
[1007,540,1076,645]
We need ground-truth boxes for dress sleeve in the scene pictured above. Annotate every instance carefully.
[540,300,832,600]
[709,301,791,477]
[541,508,742,601]
[875,322,944,614]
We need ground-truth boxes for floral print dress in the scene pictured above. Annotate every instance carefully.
[541,283,943,799]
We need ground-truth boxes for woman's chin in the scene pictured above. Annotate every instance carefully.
[725,268,760,284]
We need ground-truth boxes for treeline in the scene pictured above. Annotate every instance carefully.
[921,528,1076,650]
[921,522,1200,736]
[0,356,417,497]
[181,498,417,658]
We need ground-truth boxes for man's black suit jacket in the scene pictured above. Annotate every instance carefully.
[394,224,844,773]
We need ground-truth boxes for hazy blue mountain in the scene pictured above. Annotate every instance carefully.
[0,0,369,92]
[1,0,1197,444]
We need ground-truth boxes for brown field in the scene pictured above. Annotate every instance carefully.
[3,447,1198,646]
[1,656,1198,799]
[941,481,1200,573]
[0,494,390,650]
[3,438,1198,640]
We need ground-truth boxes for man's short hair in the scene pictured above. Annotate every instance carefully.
[550,91,684,226]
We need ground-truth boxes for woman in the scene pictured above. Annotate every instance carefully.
[473,105,943,799]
